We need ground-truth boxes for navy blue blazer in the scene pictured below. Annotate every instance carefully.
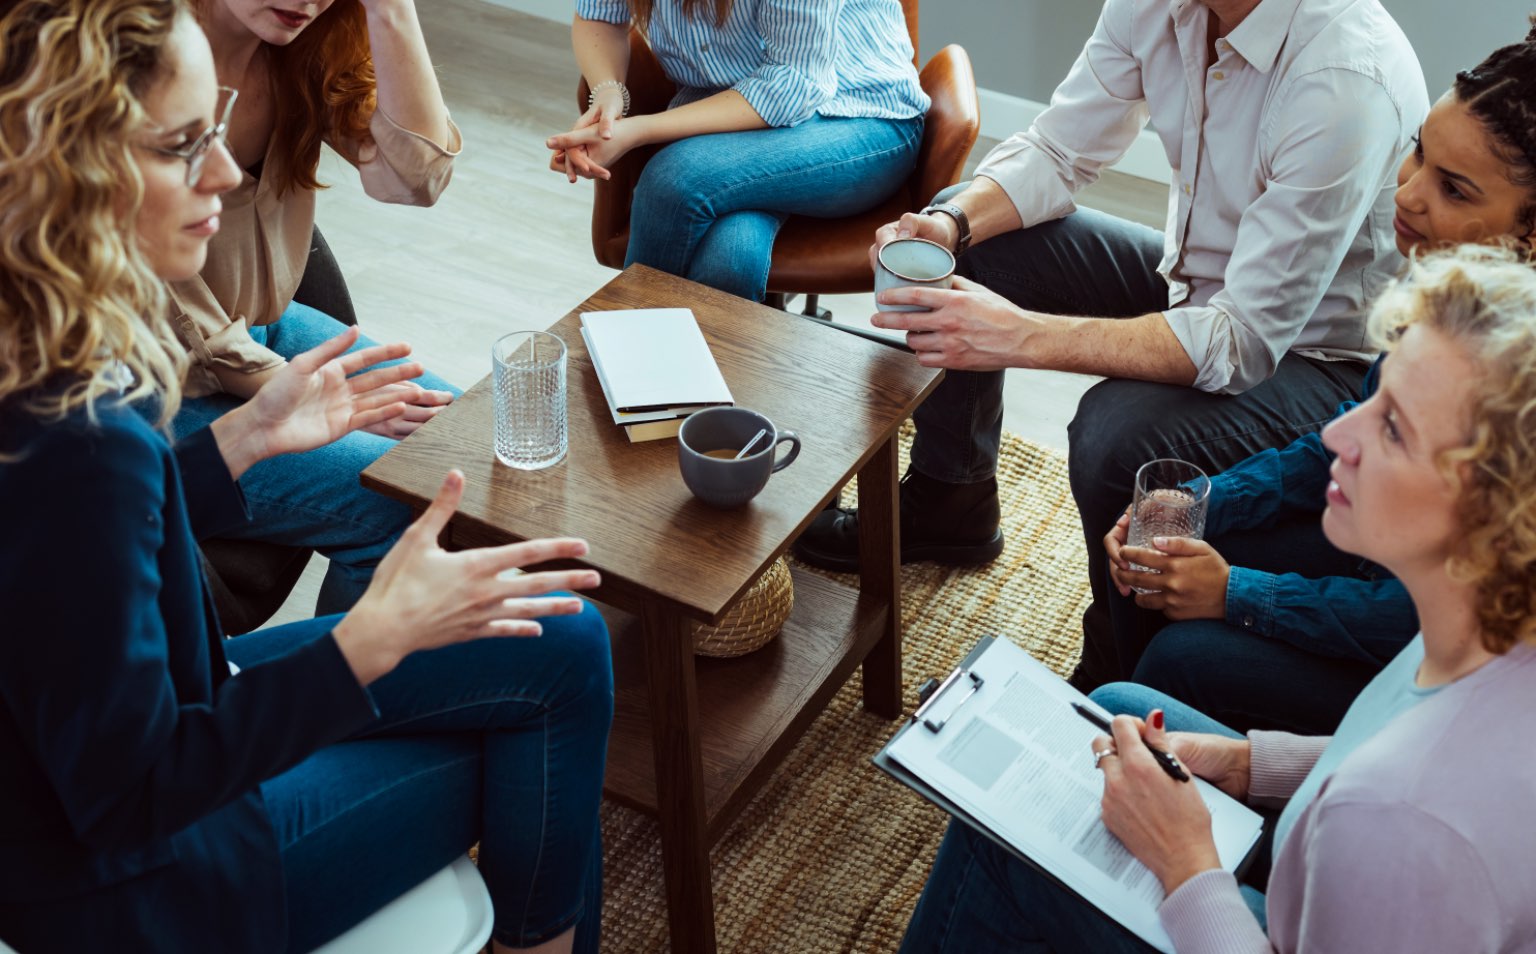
[0,393,378,953]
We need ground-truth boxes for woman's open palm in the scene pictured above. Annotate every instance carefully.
[247,327,424,458]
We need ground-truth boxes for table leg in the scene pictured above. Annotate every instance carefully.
[857,434,903,719]
[640,602,718,954]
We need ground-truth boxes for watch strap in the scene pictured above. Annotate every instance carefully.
[921,203,971,256]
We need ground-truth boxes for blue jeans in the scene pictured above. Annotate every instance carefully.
[898,685,1266,952]
[625,114,924,301]
[225,599,613,953]
[174,302,462,615]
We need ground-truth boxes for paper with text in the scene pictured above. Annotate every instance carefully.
[885,638,1263,952]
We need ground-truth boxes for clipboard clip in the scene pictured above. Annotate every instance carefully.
[913,667,985,734]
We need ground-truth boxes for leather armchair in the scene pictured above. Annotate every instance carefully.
[576,0,980,304]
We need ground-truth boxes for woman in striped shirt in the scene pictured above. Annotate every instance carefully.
[547,0,929,303]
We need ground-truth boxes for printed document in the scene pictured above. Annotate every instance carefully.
[883,638,1263,952]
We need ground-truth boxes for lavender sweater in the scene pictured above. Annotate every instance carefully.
[1159,636,1536,952]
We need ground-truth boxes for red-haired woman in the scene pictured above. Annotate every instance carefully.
[174,0,462,615]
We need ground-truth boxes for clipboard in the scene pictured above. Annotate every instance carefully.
[872,635,1260,952]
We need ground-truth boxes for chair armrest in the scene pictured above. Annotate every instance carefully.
[574,28,678,267]
[912,44,980,209]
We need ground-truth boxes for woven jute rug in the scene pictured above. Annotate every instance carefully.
[599,424,1090,952]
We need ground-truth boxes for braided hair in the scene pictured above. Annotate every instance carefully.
[1455,16,1536,238]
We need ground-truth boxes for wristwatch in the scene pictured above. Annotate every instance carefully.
[921,202,971,256]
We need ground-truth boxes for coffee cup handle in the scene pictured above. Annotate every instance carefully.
[771,431,801,473]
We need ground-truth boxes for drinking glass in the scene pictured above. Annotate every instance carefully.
[1126,458,1211,594]
[492,331,567,470]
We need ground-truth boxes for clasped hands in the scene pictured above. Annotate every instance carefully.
[1104,507,1231,620]
[867,211,1057,371]
[547,89,637,182]
[1092,710,1250,894]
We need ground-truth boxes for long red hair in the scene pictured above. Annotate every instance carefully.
[629,0,733,29]
[198,0,377,196]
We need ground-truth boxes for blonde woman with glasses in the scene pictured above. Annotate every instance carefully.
[0,3,610,952]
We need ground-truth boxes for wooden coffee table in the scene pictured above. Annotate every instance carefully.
[362,265,942,953]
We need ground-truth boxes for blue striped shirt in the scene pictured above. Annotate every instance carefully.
[575,0,930,127]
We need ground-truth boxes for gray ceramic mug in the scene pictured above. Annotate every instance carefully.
[875,237,956,312]
[678,407,801,508]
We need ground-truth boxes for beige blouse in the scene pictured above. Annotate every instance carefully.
[170,108,463,397]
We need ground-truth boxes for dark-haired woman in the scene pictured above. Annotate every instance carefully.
[546,0,929,302]
[173,0,462,615]
[1087,24,1536,736]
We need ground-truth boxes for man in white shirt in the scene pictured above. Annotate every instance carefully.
[793,0,1427,688]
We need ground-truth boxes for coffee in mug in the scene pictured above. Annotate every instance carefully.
[678,407,801,508]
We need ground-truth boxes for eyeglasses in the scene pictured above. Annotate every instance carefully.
[148,86,238,187]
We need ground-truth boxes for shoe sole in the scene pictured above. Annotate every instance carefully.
[793,530,1005,574]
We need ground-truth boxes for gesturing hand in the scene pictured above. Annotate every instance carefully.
[871,275,1053,371]
[1115,536,1231,620]
[333,470,602,685]
[360,381,455,438]
[1096,713,1223,894]
[244,326,416,455]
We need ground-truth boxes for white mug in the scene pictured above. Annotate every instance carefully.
[875,237,956,312]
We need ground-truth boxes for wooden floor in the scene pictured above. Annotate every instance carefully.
[273,0,1165,623]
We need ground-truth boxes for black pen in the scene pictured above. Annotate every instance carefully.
[1072,702,1190,783]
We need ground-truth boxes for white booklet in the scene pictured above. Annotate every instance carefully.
[580,308,733,414]
[876,636,1264,952]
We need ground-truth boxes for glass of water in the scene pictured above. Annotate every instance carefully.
[492,331,567,470]
[1127,458,1211,594]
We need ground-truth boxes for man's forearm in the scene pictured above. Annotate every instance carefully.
[946,177,1024,248]
[1030,311,1197,385]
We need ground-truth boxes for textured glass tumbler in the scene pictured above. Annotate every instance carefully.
[1127,458,1211,594]
[492,331,567,470]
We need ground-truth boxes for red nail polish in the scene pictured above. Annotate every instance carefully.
[1151,710,1164,730]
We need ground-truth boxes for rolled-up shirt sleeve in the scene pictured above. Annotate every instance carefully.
[731,0,838,127]
[168,284,285,398]
[1164,69,1407,393]
[575,0,630,24]
[347,107,463,207]
[974,0,1149,230]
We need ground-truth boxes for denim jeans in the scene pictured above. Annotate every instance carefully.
[174,302,462,615]
[625,114,924,302]
[1105,517,1384,735]
[898,684,1266,953]
[224,599,613,953]
[906,207,1367,686]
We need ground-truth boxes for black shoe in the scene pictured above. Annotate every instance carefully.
[792,470,1004,572]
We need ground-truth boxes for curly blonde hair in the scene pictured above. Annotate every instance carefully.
[1368,244,1536,652]
[0,0,189,435]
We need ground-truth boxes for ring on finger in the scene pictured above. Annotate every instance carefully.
[1093,747,1117,767]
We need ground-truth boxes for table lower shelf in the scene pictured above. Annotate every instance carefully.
[596,566,895,843]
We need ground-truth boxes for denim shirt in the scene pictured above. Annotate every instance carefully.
[1204,356,1416,666]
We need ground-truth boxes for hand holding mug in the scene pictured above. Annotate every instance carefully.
[868,210,960,272]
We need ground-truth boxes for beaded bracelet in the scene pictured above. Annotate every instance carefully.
[587,79,631,117]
